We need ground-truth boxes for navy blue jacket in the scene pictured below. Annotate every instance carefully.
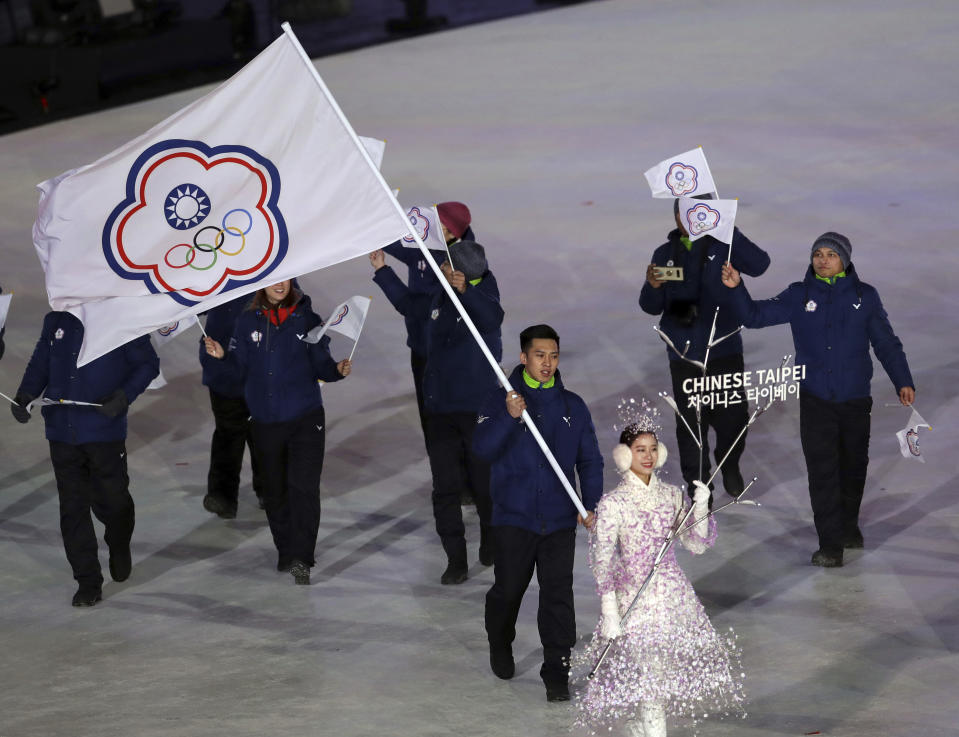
[199,292,253,397]
[218,294,344,424]
[640,227,769,362]
[727,264,914,402]
[17,312,159,444]
[422,272,503,415]
[473,365,604,535]
[378,226,475,357]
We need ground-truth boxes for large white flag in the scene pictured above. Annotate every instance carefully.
[400,204,447,253]
[153,314,199,346]
[895,407,931,463]
[360,137,386,170]
[0,293,10,332]
[299,295,371,347]
[644,147,717,199]
[33,29,408,366]
[678,197,738,245]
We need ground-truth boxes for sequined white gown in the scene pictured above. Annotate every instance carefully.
[574,470,744,732]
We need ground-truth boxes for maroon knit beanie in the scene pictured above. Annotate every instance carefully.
[436,201,471,239]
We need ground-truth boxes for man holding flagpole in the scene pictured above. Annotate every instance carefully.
[370,240,502,584]
[474,324,602,703]
[640,196,770,503]
[11,312,159,606]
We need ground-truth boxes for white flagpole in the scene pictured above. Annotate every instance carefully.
[281,23,588,518]
[0,390,19,406]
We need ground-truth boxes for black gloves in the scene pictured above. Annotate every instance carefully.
[11,392,32,423]
[96,388,129,418]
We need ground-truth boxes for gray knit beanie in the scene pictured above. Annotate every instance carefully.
[811,232,852,270]
[448,240,488,281]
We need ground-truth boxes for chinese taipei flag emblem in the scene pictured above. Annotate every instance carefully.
[33,28,408,365]
[102,140,288,306]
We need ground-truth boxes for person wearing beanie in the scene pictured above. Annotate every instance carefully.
[474,324,603,703]
[574,413,744,736]
[640,199,770,504]
[372,201,476,448]
[11,312,159,606]
[371,237,503,584]
[721,233,915,568]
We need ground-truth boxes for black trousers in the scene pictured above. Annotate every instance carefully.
[799,391,872,554]
[49,440,135,589]
[207,389,262,505]
[424,411,492,562]
[410,351,428,448]
[670,353,749,497]
[485,525,577,686]
[251,407,325,566]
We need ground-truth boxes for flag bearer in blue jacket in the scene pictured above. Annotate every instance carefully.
[198,293,264,519]
[474,324,603,703]
[372,201,475,446]
[640,198,770,502]
[721,233,915,568]
[204,280,351,585]
[11,312,159,606]
[371,239,503,584]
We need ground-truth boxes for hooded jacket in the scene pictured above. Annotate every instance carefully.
[726,264,913,402]
[218,293,344,423]
[473,365,604,535]
[640,227,769,362]
[17,311,159,444]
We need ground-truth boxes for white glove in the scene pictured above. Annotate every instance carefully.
[600,592,622,640]
[691,481,711,537]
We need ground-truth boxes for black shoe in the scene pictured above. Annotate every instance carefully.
[277,556,293,573]
[108,545,132,582]
[440,561,468,585]
[489,647,515,680]
[843,528,864,549]
[72,586,102,607]
[545,683,570,702]
[290,560,310,585]
[256,495,266,510]
[478,545,494,567]
[722,466,745,497]
[811,549,843,568]
[203,494,237,520]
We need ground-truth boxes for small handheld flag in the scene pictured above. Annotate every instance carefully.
[644,147,717,199]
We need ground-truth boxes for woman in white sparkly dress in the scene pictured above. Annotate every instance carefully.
[575,408,744,736]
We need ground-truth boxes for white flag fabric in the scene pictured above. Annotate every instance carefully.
[678,197,738,245]
[299,295,371,345]
[33,30,408,366]
[153,315,198,346]
[895,407,931,463]
[644,147,717,199]
[147,367,168,391]
[0,293,10,332]
[360,137,386,170]
[400,204,447,252]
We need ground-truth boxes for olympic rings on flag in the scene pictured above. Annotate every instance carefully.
[162,208,251,271]
[222,208,253,236]
[193,226,226,253]
[165,243,196,269]
[218,226,246,256]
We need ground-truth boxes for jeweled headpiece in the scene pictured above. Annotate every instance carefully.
[613,397,662,436]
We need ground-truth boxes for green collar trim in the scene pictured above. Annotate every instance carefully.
[679,235,692,251]
[814,270,846,285]
[469,277,482,286]
[522,369,555,389]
